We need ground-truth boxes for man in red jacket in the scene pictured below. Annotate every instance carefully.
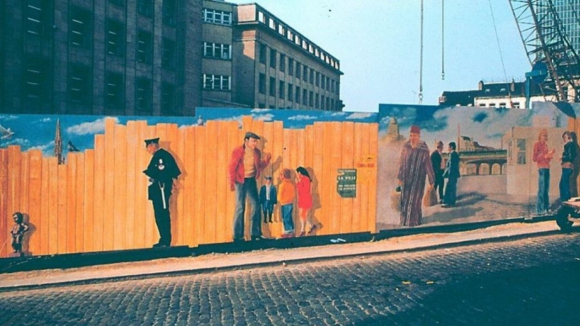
[228,132,272,241]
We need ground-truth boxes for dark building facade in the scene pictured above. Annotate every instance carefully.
[0,0,342,115]
[0,0,202,116]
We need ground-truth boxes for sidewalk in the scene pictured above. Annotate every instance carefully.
[0,220,563,291]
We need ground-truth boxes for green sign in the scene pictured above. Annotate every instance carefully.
[337,169,357,198]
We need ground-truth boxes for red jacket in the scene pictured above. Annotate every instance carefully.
[228,144,271,191]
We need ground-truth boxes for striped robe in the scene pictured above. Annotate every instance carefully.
[397,140,435,226]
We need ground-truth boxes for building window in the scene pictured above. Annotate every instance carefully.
[24,56,50,110]
[136,30,152,64]
[137,0,153,17]
[309,91,314,107]
[161,83,176,114]
[68,64,91,106]
[162,0,177,26]
[269,49,277,68]
[135,77,152,113]
[516,139,526,164]
[202,8,232,25]
[315,93,319,109]
[104,72,124,111]
[302,89,307,105]
[258,74,265,94]
[26,0,51,36]
[288,58,294,76]
[279,80,285,99]
[203,74,231,91]
[108,0,124,6]
[316,72,320,87]
[295,62,301,78]
[310,69,314,84]
[70,7,92,48]
[269,77,276,97]
[162,38,175,69]
[259,44,267,64]
[106,20,124,57]
[302,65,308,82]
[203,42,231,59]
[513,102,520,109]
[287,83,293,101]
[295,86,300,103]
[279,53,286,73]
[321,74,326,89]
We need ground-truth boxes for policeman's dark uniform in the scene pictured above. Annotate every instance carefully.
[143,138,181,247]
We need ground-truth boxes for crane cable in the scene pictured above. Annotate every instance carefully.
[441,0,445,80]
[488,0,512,106]
[418,0,424,104]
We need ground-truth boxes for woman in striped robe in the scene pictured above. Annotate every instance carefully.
[397,125,435,226]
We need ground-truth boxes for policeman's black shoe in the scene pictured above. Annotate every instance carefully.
[233,238,245,243]
[152,243,163,248]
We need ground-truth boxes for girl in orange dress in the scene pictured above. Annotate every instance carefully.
[296,166,316,236]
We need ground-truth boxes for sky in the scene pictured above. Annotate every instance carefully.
[228,0,532,112]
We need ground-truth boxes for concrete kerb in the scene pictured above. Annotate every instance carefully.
[0,218,569,293]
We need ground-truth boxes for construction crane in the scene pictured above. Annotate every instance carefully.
[509,0,580,103]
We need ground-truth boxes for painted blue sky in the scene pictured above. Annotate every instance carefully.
[378,104,542,149]
[0,108,377,155]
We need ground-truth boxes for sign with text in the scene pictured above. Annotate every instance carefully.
[337,169,357,198]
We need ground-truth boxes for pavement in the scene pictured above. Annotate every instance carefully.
[0,218,567,292]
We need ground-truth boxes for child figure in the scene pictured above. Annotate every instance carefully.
[11,212,29,254]
[296,166,316,236]
[259,176,277,223]
[277,169,295,238]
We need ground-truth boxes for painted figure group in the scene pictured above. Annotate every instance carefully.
[532,129,579,215]
[142,131,318,248]
[228,131,317,242]
[397,125,460,227]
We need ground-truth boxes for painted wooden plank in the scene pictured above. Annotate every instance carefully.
[93,134,105,252]
[39,157,50,255]
[181,126,195,246]
[125,121,137,249]
[194,125,207,244]
[102,119,116,251]
[339,122,355,234]
[134,121,148,249]
[57,164,67,254]
[28,150,42,255]
[352,123,363,233]
[215,122,228,243]
[19,152,30,217]
[113,124,127,250]
[66,154,77,253]
[75,154,85,253]
[321,123,334,235]
[83,150,95,252]
[260,121,275,239]
[47,158,58,254]
[204,121,218,244]
[173,125,186,246]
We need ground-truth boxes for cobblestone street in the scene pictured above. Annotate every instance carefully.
[1,233,580,325]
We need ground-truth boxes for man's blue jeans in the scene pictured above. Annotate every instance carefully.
[281,204,294,234]
[560,167,573,202]
[537,168,550,214]
[233,177,261,240]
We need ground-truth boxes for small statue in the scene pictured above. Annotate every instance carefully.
[11,212,29,255]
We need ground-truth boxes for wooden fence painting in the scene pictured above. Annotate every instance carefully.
[0,116,378,257]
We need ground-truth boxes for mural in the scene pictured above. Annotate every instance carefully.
[0,108,378,257]
[376,102,572,229]
[2,103,579,257]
